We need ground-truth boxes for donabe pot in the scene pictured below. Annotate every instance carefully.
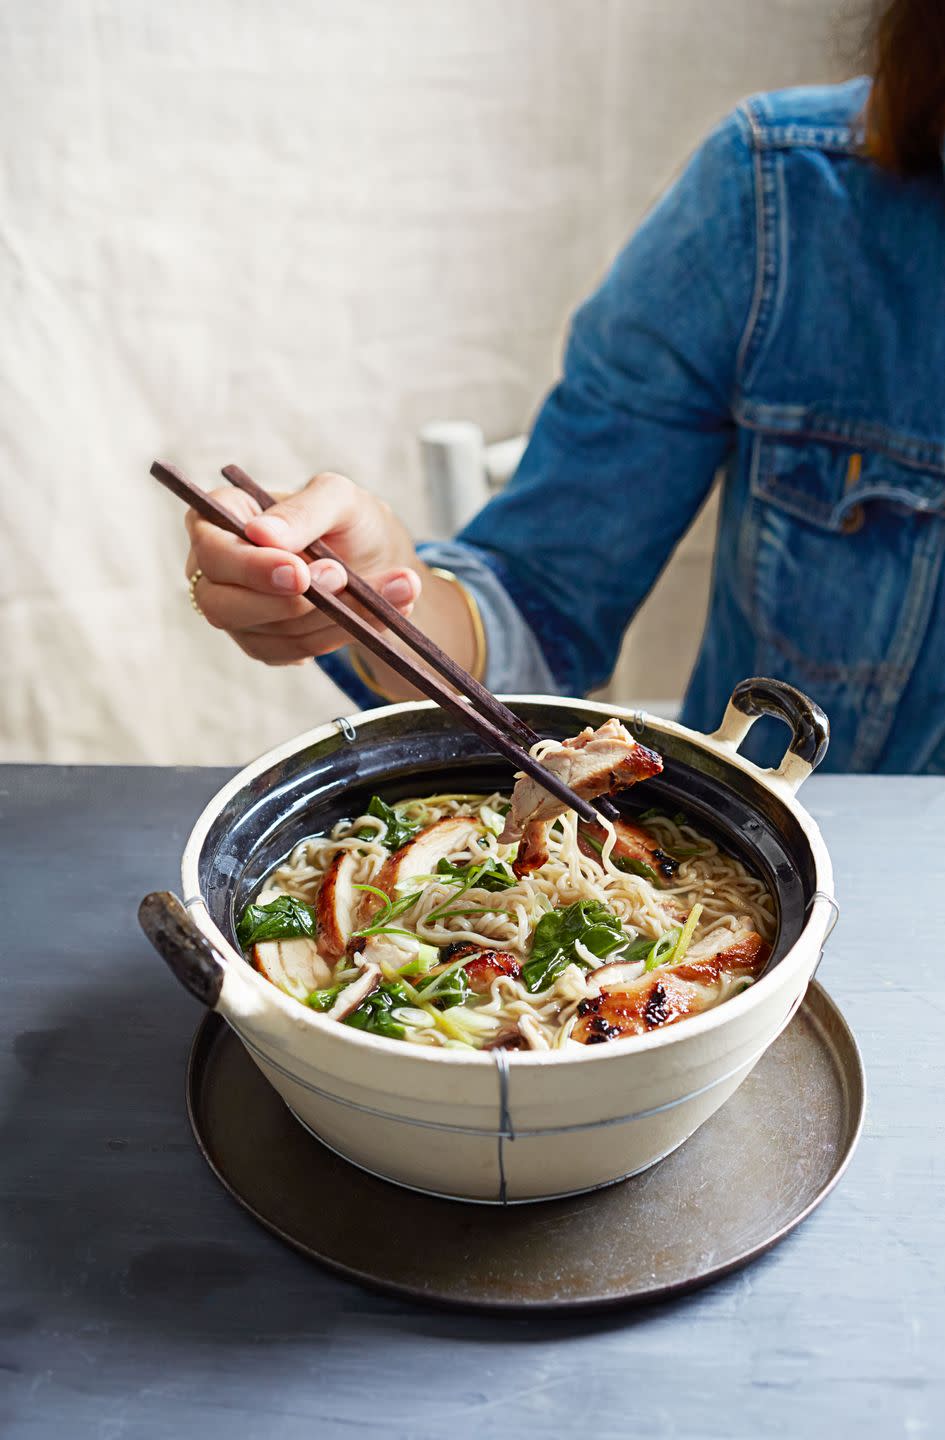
[140,680,835,1203]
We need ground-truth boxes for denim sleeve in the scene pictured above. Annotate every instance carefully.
[316,539,555,708]
[318,107,756,709]
[453,107,758,696]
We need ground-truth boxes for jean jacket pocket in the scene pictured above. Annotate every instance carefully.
[743,433,945,769]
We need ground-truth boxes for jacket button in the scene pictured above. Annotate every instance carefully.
[841,504,865,534]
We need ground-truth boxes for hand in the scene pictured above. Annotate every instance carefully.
[184,473,423,665]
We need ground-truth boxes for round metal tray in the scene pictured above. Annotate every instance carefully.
[186,980,865,1311]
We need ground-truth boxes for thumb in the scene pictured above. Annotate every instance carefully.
[372,567,422,612]
[245,472,356,553]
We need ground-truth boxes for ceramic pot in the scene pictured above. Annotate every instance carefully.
[140,680,834,1203]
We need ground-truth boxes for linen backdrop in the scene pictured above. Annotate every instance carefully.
[0,0,852,763]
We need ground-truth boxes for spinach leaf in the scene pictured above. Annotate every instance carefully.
[522,900,626,994]
[435,856,516,892]
[236,894,317,948]
[620,934,659,966]
[354,795,419,851]
[580,831,660,884]
[343,980,411,1040]
[416,965,470,1010]
[306,984,342,1012]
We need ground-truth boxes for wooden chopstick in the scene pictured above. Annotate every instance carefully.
[220,464,537,746]
[152,459,611,826]
[220,463,621,825]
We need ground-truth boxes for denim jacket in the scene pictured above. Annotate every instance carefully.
[322,79,945,773]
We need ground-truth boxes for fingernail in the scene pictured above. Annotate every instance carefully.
[258,515,289,540]
[272,564,299,591]
[382,576,413,606]
[309,561,346,593]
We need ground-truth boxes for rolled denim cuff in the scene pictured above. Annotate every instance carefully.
[314,541,558,709]
[417,540,558,696]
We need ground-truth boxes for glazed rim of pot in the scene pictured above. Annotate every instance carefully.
[180,694,835,1067]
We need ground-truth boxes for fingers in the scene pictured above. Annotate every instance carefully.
[184,483,261,539]
[244,472,358,552]
[198,565,420,664]
[374,567,422,609]
[186,485,312,595]
[183,472,422,664]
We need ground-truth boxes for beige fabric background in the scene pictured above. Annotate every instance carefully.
[0,0,854,764]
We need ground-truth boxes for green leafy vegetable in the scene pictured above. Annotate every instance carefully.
[354,795,419,851]
[580,832,661,884]
[396,943,441,978]
[522,900,626,993]
[416,962,471,1009]
[435,856,516,891]
[620,933,661,965]
[236,894,317,948]
[425,856,516,923]
[306,984,342,1012]
[344,980,411,1039]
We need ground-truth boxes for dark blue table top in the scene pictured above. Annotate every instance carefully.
[1,766,942,1438]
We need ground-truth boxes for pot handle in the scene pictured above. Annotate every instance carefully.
[138,891,225,1008]
[711,677,830,794]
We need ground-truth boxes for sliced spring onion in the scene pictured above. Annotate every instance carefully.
[644,930,681,972]
[377,961,474,1045]
[669,903,704,967]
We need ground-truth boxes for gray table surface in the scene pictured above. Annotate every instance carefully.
[1,765,942,1439]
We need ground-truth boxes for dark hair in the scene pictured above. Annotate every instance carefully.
[867,0,945,173]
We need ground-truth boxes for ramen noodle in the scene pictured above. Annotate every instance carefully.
[236,777,775,1052]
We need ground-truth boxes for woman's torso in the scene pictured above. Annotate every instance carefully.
[685,78,945,772]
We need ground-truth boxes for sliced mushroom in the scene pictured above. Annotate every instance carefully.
[326,963,381,1021]
[356,816,483,926]
[316,850,359,958]
[585,959,646,996]
[253,937,333,1000]
[482,1030,526,1052]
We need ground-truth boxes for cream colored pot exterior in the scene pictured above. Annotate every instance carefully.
[181,697,834,1203]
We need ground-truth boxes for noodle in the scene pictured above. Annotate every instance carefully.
[244,787,776,1052]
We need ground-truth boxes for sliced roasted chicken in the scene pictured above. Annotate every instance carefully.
[253,936,333,1000]
[356,816,483,926]
[316,850,359,958]
[352,933,419,972]
[572,921,769,1045]
[499,720,663,877]
[577,817,678,885]
[435,941,522,994]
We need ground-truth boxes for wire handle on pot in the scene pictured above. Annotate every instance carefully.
[808,890,840,979]
[710,677,830,794]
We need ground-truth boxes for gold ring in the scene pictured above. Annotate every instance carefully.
[188,568,204,616]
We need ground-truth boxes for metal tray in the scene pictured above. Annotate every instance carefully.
[186,980,865,1311]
